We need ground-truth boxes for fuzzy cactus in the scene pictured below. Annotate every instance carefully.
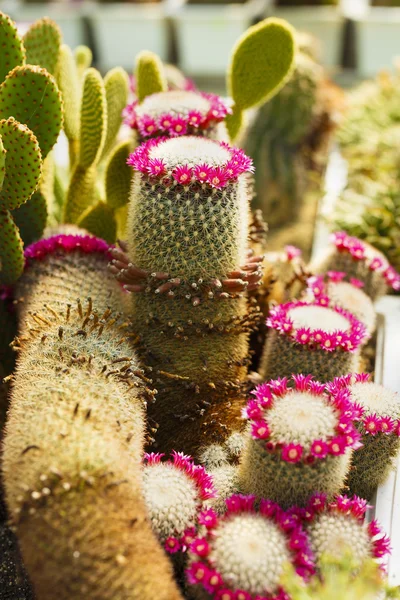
[187,494,315,600]
[3,233,183,600]
[260,300,367,383]
[0,11,26,84]
[142,452,215,555]
[238,375,361,508]
[330,374,400,500]
[304,494,391,570]
[135,50,168,104]
[111,135,262,453]
[311,232,400,301]
[305,273,376,336]
[23,17,62,76]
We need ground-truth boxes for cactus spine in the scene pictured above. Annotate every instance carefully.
[2,233,183,600]
[117,135,261,454]
[238,376,361,508]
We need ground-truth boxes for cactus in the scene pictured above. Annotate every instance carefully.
[226,18,296,141]
[311,232,400,301]
[111,135,262,454]
[0,11,26,84]
[305,494,391,570]
[135,50,168,103]
[3,233,183,600]
[187,494,315,600]
[331,374,400,500]
[260,300,367,383]
[0,65,63,159]
[56,44,81,150]
[12,189,48,247]
[206,464,239,515]
[142,452,215,554]
[238,375,361,508]
[0,209,24,284]
[23,17,62,75]
[305,273,376,336]
[101,67,129,160]
[75,45,93,81]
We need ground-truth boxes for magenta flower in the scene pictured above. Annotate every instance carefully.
[172,164,193,185]
[165,536,181,553]
[282,443,303,464]
[138,115,157,137]
[198,509,218,529]
[194,163,212,182]
[206,570,224,591]
[327,271,346,282]
[295,328,312,345]
[187,562,210,584]
[310,439,328,459]
[292,374,314,391]
[251,382,274,407]
[191,537,210,557]
[215,590,235,600]
[329,437,347,455]
[170,116,188,136]
[369,256,384,270]
[380,416,395,434]
[243,399,263,420]
[147,158,166,176]
[364,414,381,435]
[158,113,173,131]
[285,245,301,261]
[207,166,228,189]
[268,378,288,396]
[188,110,203,127]
[251,420,270,440]
[349,277,364,288]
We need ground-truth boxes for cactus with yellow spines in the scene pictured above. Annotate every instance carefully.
[110,135,262,454]
[135,50,168,104]
[2,232,183,600]
[0,12,25,84]
[23,16,62,76]
[75,45,93,79]
[101,67,129,160]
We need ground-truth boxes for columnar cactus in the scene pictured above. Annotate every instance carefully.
[305,494,391,570]
[260,300,367,382]
[3,232,183,600]
[187,494,315,600]
[113,135,261,453]
[311,232,400,301]
[238,375,361,508]
[142,452,215,554]
[305,272,376,336]
[331,374,400,500]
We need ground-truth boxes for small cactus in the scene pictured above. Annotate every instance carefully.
[112,135,262,453]
[331,374,400,500]
[135,50,168,103]
[187,494,315,600]
[238,375,361,508]
[260,300,367,383]
[305,494,391,570]
[23,17,62,76]
[142,452,215,554]
[0,11,26,84]
[311,232,400,301]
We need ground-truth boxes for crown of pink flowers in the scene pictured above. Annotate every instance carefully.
[127,137,253,189]
[23,235,111,268]
[304,493,391,561]
[144,451,216,554]
[187,494,315,600]
[266,300,367,353]
[244,375,363,464]
[331,232,400,291]
[307,273,366,307]
[328,374,400,437]
[123,92,230,138]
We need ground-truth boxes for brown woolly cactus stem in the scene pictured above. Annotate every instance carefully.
[2,234,183,600]
[115,136,263,454]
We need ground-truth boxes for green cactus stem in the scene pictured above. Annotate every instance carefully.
[260,300,367,383]
[3,232,182,600]
[112,136,263,454]
[226,17,296,141]
[74,45,93,81]
[332,374,400,501]
[310,232,400,301]
[0,117,42,211]
[0,209,24,285]
[12,189,48,247]
[101,67,129,160]
[135,50,167,103]
[105,139,132,210]
[56,44,81,152]
[23,17,62,76]
[77,201,117,244]
[238,375,360,508]
[0,12,25,85]
[64,164,97,225]
[0,65,63,159]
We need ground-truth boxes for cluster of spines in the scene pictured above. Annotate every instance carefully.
[187,494,315,600]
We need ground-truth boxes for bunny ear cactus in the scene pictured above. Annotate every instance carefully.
[23,17,62,76]
[0,12,26,84]
[75,45,93,80]
[101,67,129,160]
[135,50,168,103]
[56,44,81,151]
[226,17,296,141]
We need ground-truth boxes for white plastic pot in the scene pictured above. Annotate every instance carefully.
[270,5,344,69]
[355,7,400,77]
[89,2,169,72]
[173,0,271,76]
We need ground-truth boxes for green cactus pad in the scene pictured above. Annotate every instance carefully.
[56,45,80,143]
[78,68,107,169]
[0,133,5,189]
[74,45,92,81]
[135,50,167,103]
[0,65,63,158]
[228,17,295,111]
[64,164,96,223]
[0,12,25,85]
[105,140,131,209]
[101,67,129,160]
[225,104,244,143]
[23,17,62,76]
[0,117,42,210]
[0,209,24,285]
[77,201,117,244]
[12,189,47,246]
